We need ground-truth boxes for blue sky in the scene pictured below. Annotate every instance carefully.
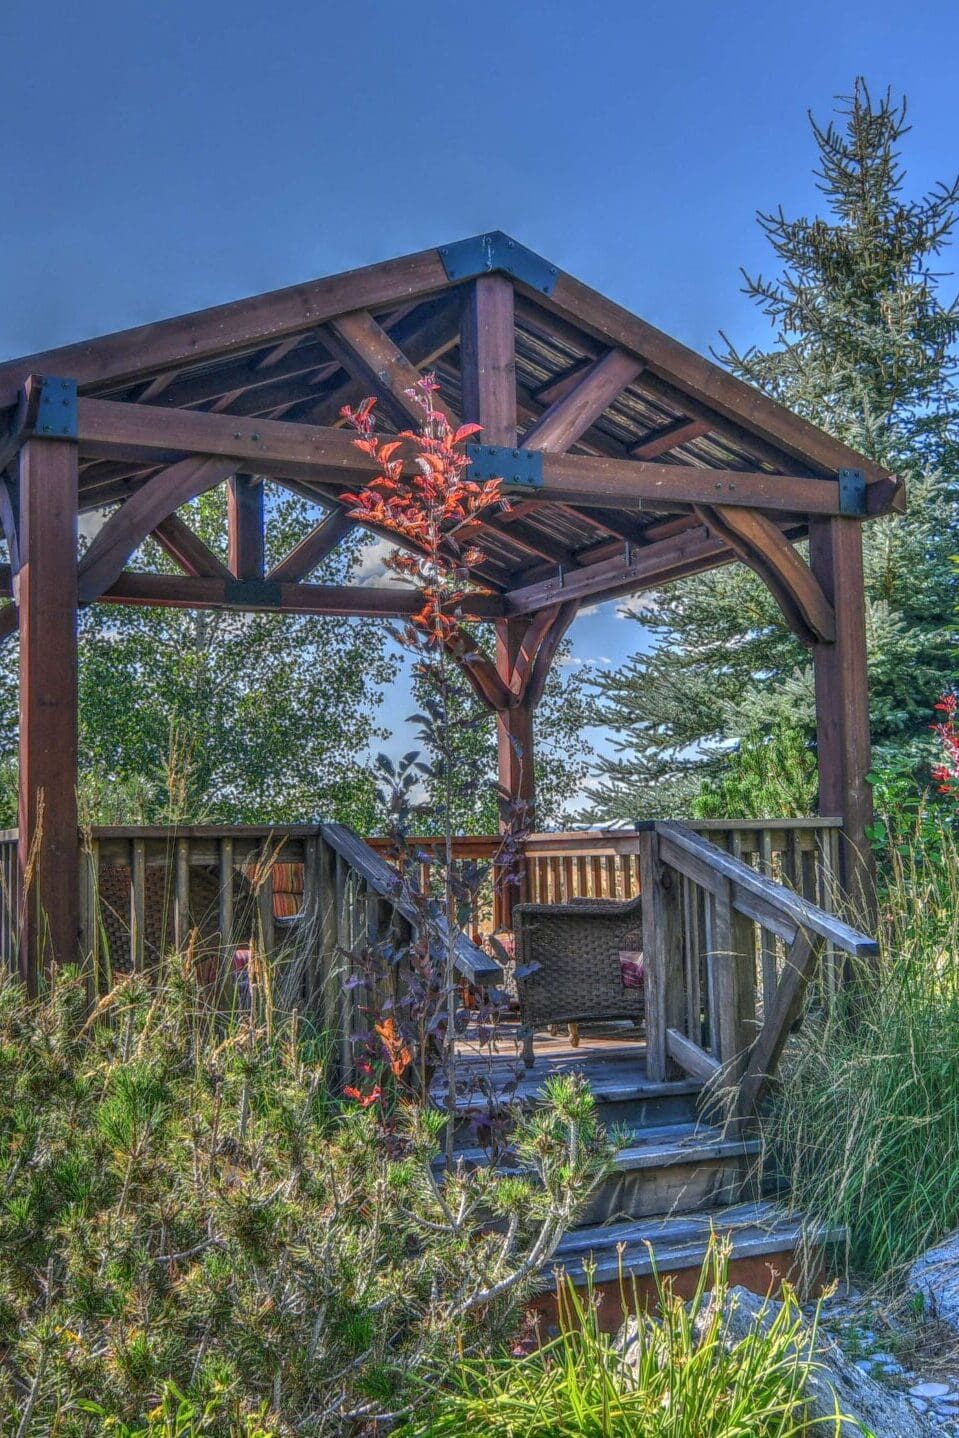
[1,0,957,786]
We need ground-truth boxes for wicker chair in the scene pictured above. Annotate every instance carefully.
[512,894,645,1067]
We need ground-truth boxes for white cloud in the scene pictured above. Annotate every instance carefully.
[617,594,657,620]
[352,536,415,589]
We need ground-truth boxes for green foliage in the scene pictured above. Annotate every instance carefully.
[410,638,594,834]
[693,717,818,820]
[0,486,399,830]
[401,1239,840,1437]
[0,963,612,1432]
[767,818,959,1279]
[586,81,959,822]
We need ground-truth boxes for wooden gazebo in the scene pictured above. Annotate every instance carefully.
[0,231,900,987]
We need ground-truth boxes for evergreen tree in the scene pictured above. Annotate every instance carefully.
[586,81,959,821]
[410,638,594,834]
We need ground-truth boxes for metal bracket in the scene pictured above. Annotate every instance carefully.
[35,376,77,440]
[224,578,282,608]
[837,468,867,516]
[439,232,558,295]
[465,443,544,489]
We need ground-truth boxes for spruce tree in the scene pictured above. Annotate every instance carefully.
[586,81,959,821]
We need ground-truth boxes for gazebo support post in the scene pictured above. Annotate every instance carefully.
[808,515,876,926]
[17,416,80,991]
[460,275,533,927]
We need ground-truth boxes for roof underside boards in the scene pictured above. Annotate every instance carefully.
[0,234,898,609]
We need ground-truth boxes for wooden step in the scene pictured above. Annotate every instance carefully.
[446,1121,762,1224]
[552,1201,842,1286]
[439,1040,702,1130]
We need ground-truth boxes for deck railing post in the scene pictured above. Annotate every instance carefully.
[638,829,684,1082]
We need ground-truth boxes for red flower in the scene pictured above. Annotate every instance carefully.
[344,1084,382,1108]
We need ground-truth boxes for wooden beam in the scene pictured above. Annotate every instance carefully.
[72,399,901,521]
[0,243,453,405]
[266,509,354,583]
[227,474,265,580]
[808,517,876,920]
[460,275,517,445]
[324,308,452,430]
[521,349,643,453]
[73,570,502,620]
[152,511,231,579]
[79,456,236,603]
[736,929,822,1119]
[533,358,594,406]
[537,268,894,484]
[629,416,710,459]
[506,525,732,613]
[18,435,79,989]
[525,600,579,708]
[694,504,835,645]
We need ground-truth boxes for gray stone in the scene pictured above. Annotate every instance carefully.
[910,1382,952,1399]
[909,1232,959,1333]
[656,1285,942,1438]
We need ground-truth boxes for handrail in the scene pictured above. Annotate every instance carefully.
[655,822,876,959]
[319,824,502,987]
[639,821,878,1122]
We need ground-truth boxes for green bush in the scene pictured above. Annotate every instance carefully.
[400,1239,844,1437]
[767,819,959,1279]
[0,961,612,1433]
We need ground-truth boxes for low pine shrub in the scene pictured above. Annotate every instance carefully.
[0,960,613,1433]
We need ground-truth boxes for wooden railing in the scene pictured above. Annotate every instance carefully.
[636,822,876,1122]
[0,824,500,1085]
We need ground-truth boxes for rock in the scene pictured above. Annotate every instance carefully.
[910,1382,952,1399]
[909,1232,959,1332]
[672,1285,941,1437]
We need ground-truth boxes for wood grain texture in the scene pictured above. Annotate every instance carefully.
[18,437,79,988]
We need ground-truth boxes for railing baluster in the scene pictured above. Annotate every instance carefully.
[129,838,146,975]
[174,838,190,954]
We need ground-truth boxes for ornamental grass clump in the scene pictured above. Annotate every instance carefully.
[401,1238,842,1437]
[766,818,959,1281]
[0,960,613,1433]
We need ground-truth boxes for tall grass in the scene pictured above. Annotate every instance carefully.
[767,820,959,1280]
[401,1239,846,1437]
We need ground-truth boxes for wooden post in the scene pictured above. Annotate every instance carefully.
[227,473,264,580]
[638,830,684,1081]
[18,423,80,990]
[461,275,529,927]
[808,517,876,925]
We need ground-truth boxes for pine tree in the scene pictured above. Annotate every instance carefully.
[586,81,959,821]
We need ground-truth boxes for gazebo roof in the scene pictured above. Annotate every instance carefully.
[0,231,901,622]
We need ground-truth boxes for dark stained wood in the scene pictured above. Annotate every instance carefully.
[506,524,728,612]
[266,508,354,583]
[460,275,517,445]
[87,570,503,621]
[539,267,893,485]
[78,457,237,603]
[694,504,835,645]
[227,474,265,580]
[152,511,231,579]
[521,349,643,453]
[808,517,876,918]
[0,244,452,405]
[72,399,899,523]
[18,436,79,989]
[324,308,446,430]
[629,417,710,459]
[525,601,579,708]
